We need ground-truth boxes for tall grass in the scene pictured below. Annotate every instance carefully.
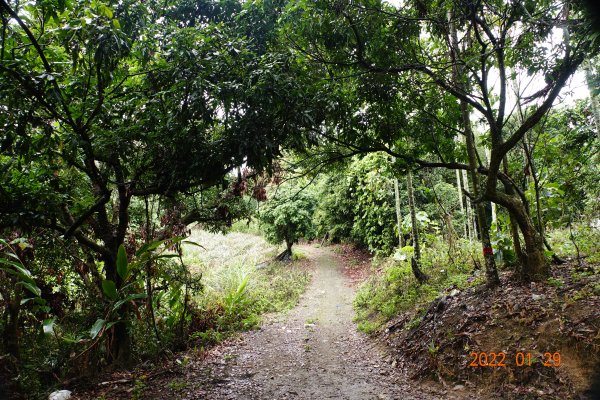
[182,229,310,345]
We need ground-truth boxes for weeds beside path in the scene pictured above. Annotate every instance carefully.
[161,245,450,400]
[72,244,467,399]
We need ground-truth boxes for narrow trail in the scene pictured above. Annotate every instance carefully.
[194,245,446,399]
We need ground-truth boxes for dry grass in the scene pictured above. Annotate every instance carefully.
[183,228,278,274]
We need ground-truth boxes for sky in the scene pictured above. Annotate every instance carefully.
[379,0,593,108]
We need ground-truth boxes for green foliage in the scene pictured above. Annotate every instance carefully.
[178,230,310,348]
[313,154,451,256]
[354,237,484,334]
[190,259,310,345]
[348,154,397,255]
[259,184,317,249]
[547,225,600,264]
[313,153,400,254]
[229,218,262,236]
[0,0,599,396]
[312,173,355,242]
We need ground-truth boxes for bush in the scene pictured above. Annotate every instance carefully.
[259,184,317,256]
[182,230,310,346]
[354,237,484,333]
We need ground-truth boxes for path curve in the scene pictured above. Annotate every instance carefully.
[196,245,446,399]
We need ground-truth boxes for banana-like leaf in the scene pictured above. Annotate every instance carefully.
[0,259,35,283]
[112,293,147,311]
[21,281,41,297]
[182,240,206,250]
[135,240,166,257]
[116,245,129,280]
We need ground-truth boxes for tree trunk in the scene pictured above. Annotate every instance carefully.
[502,157,525,265]
[406,170,420,260]
[455,169,467,239]
[462,170,474,242]
[484,148,498,230]
[522,140,565,264]
[103,255,132,366]
[490,191,549,280]
[3,293,21,363]
[584,60,600,141]
[463,118,500,286]
[517,214,549,280]
[448,11,499,286]
[394,177,403,247]
[275,238,293,262]
[406,170,428,283]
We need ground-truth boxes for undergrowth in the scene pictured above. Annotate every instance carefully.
[354,237,486,334]
[547,225,600,264]
[183,229,310,347]
[354,226,600,335]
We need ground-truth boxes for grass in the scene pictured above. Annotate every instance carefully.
[166,380,188,391]
[229,218,263,236]
[182,228,311,345]
[547,225,600,264]
[354,237,485,334]
[354,225,600,335]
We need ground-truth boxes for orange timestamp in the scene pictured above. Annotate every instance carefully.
[469,351,561,368]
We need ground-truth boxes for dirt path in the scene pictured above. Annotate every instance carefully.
[190,245,447,400]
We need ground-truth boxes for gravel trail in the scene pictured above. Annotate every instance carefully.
[196,245,445,399]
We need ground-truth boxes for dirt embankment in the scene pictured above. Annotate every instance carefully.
[381,263,600,399]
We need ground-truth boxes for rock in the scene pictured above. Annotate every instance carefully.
[453,385,465,391]
[531,294,544,301]
[48,391,72,400]
[449,289,460,297]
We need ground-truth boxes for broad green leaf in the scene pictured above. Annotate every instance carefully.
[20,298,35,305]
[21,281,41,297]
[43,318,56,335]
[116,245,128,281]
[102,279,118,300]
[105,321,118,330]
[90,319,106,339]
[135,240,166,257]
[112,293,147,311]
[0,259,34,282]
[182,240,205,249]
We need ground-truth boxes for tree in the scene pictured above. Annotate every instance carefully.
[406,169,429,283]
[0,0,317,364]
[282,0,599,281]
[260,184,317,260]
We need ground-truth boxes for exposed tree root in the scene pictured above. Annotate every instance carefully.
[275,249,292,262]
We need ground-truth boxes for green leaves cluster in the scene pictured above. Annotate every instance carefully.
[259,184,317,250]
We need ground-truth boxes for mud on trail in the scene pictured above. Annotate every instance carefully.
[160,245,451,400]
